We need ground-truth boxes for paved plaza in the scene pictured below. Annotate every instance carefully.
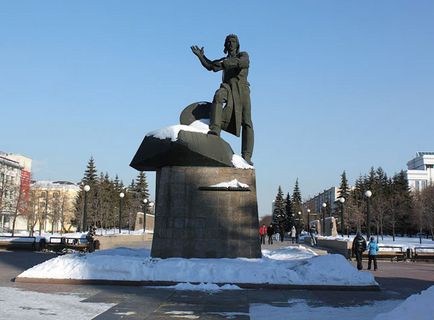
[1,241,433,319]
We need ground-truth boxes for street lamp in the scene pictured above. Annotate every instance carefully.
[322,202,327,236]
[119,192,125,234]
[297,211,302,231]
[143,198,149,212]
[339,197,345,237]
[82,185,90,232]
[365,190,372,239]
[307,208,311,231]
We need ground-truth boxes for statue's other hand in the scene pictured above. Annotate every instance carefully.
[191,45,204,57]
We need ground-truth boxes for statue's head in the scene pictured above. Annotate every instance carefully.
[224,34,240,54]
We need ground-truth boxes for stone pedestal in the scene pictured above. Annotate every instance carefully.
[151,166,261,258]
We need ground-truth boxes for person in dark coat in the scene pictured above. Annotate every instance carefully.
[367,236,379,271]
[279,223,285,242]
[267,224,274,245]
[352,231,367,270]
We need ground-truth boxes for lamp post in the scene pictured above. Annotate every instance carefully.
[143,198,148,213]
[365,190,372,239]
[307,208,311,231]
[142,198,149,231]
[322,202,327,236]
[82,185,90,232]
[297,210,302,232]
[119,192,125,234]
[339,197,345,237]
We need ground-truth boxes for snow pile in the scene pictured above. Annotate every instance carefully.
[0,287,114,320]
[144,120,254,169]
[231,154,254,169]
[374,285,434,320]
[252,286,434,320]
[250,299,402,320]
[209,179,249,189]
[18,246,376,287]
[146,120,209,141]
[163,282,242,292]
[0,237,38,242]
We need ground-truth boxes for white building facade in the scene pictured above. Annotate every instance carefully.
[303,186,341,214]
[0,152,32,232]
[406,152,434,192]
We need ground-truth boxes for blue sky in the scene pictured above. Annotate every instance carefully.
[1,1,433,216]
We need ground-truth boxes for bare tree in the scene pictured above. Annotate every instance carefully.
[420,186,434,239]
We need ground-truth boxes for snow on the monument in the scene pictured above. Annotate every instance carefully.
[209,179,249,189]
[18,245,376,287]
[146,119,209,141]
[231,154,254,169]
[144,119,254,169]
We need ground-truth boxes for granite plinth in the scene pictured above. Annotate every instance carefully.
[151,166,261,259]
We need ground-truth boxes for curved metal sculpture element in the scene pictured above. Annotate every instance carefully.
[179,101,212,126]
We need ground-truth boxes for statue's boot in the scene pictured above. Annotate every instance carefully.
[208,101,223,136]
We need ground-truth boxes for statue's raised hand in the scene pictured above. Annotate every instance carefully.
[191,45,204,57]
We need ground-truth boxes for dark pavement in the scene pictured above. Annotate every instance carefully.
[1,243,433,319]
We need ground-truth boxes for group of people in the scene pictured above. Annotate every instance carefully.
[352,232,379,270]
[259,224,298,245]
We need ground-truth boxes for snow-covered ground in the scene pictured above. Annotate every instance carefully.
[0,228,150,240]
[0,287,114,320]
[17,245,376,286]
[250,285,434,320]
[320,235,434,250]
[2,283,432,320]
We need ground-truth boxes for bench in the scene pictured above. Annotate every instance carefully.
[362,245,406,261]
[412,247,434,262]
[45,236,99,253]
[0,236,44,251]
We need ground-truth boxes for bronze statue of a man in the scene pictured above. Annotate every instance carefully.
[191,34,254,165]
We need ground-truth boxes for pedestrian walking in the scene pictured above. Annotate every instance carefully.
[267,224,275,245]
[290,226,297,244]
[259,224,267,245]
[367,236,379,271]
[352,231,367,270]
[279,223,285,242]
[309,225,317,246]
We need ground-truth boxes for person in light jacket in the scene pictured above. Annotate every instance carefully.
[290,226,297,244]
[367,236,379,271]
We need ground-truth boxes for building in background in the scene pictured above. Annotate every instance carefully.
[0,151,32,232]
[303,186,340,214]
[406,152,434,192]
[30,181,80,233]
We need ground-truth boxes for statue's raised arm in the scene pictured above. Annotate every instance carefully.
[191,45,223,72]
